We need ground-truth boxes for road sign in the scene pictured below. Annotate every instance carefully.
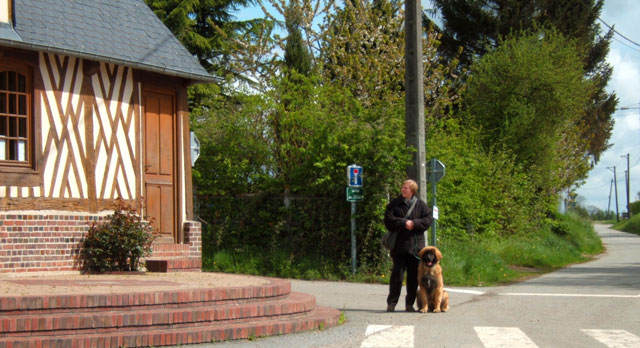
[190,131,200,167]
[428,159,445,183]
[347,164,363,187]
[346,187,364,202]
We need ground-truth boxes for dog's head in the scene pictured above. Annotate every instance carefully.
[419,246,443,267]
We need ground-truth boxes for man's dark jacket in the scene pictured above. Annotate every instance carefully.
[383,196,433,256]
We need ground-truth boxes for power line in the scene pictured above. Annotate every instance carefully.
[598,17,640,48]
[611,35,640,54]
[613,112,639,118]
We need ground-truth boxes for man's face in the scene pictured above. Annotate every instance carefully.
[401,183,413,199]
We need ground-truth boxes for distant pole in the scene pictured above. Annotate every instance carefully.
[608,166,620,222]
[404,0,427,203]
[625,153,631,217]
[625,169,629,218]
[607,178,613,218]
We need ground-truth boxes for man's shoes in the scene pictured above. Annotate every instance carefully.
[405,306,416,312]
[386,304,395,312]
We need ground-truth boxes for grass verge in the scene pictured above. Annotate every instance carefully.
[203,212,604,287]
[442,212,603,286]
[611,214,640,236]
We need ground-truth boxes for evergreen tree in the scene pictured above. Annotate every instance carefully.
[431,0,617,162]
[284,0,312,75]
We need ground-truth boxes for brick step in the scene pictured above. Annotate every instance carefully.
[0,306,341,348]
[0,292,316,336]
[0,278,291,312]
[145,258,201,272]
[149,243,191,258]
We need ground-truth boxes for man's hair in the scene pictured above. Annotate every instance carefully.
[403,179,418,194]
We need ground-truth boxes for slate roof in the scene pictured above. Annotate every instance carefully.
[0,0,216,83]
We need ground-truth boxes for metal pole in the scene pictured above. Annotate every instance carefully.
[351,201,356,274]
[404,0,427,203]
[430,158,437,246]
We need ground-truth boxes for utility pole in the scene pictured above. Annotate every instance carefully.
[607,178,613,219]
[623,153,631,218]
[404,0,427,203]
[608,166,620,222]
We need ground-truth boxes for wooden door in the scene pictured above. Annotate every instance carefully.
[143,90,176,243]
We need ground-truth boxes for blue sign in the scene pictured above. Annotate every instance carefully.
[347,164,363,187]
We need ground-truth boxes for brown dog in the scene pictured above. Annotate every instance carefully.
[417,246,449,313]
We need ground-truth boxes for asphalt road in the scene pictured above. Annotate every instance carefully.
[196,224,640,348]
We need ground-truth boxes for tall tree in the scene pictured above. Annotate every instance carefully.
[320,0,405,105]
[145,0,278,88]
[283,0,312,75]
[320,0,462,115]
[464,30,592,195]
[431,0,616,163]
[259,0,336,55]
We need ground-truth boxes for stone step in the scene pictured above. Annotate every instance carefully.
[0,306,340,348]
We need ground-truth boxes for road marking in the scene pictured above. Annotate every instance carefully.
[446,288,485,295]
[582,329,640,348]
[361,325,413,348]
[474,327,538,348]
[360,326,640,347]
[445,288,640,298]
[499,292,640,298]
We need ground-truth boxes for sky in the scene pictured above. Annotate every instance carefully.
[234,1,640,213]
[575,0,640,213]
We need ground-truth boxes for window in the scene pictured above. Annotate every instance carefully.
[0,65,31,165]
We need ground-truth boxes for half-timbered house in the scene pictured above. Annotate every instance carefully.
[0,0,215,272]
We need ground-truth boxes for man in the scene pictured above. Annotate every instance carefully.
[384,179,433,312]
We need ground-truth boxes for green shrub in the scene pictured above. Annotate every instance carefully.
[613,213,640,236]
[440,239,519,286]
[81,202,155,272]
[630,201,640,216]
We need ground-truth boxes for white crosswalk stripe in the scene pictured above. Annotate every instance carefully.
[361,325,640,348]
[361,325,414,348]
[474,327,539,348]
[582,329,640,348]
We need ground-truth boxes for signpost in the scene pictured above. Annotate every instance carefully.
[428,158,445,246]
[346,165,363,274]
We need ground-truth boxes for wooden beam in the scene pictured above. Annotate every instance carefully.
[82,59,99,76]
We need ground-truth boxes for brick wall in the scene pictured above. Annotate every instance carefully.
[0,212,106,273]
[0,212,202,273]
[183,221,202,259]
